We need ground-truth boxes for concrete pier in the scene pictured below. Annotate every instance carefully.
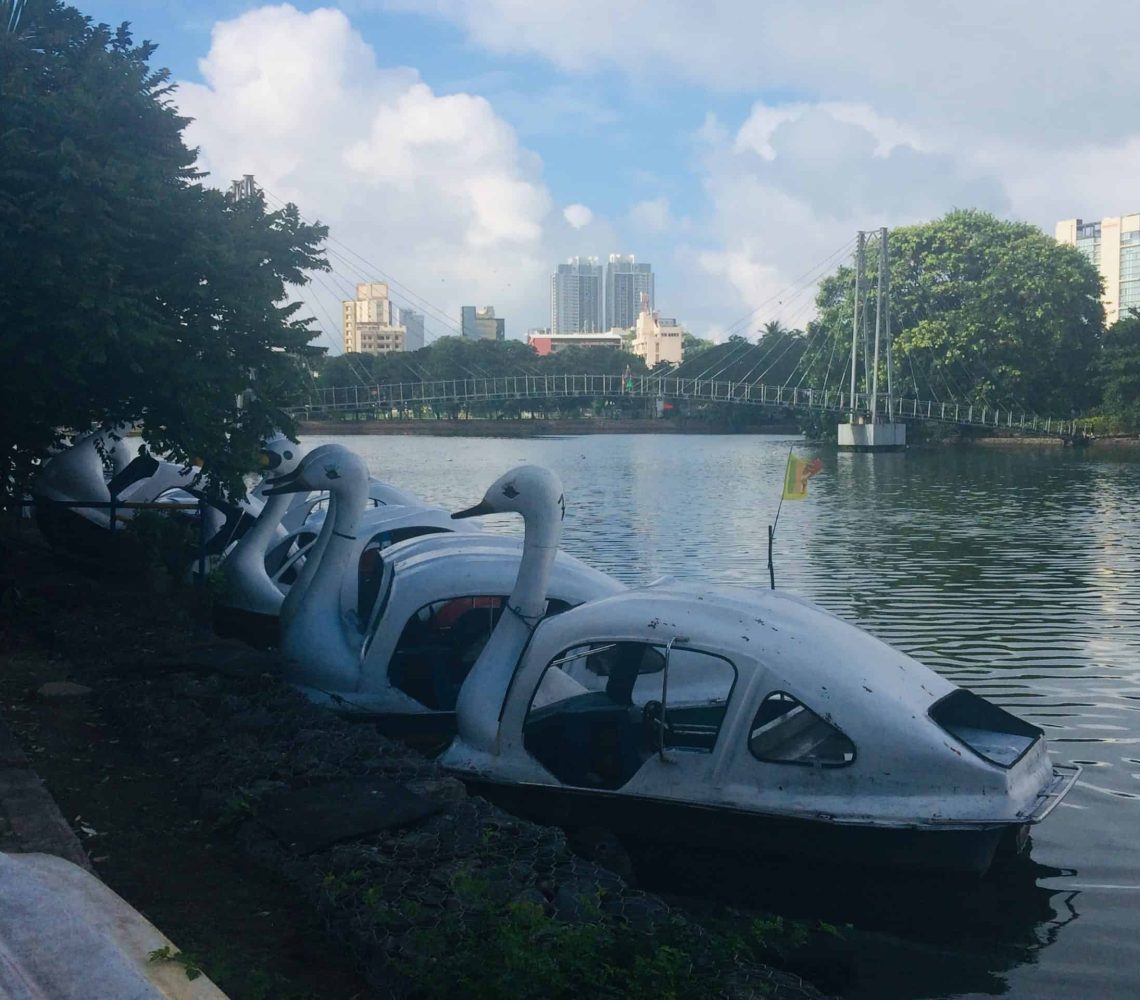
[838,421,907,452]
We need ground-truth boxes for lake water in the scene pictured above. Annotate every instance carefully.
[304,432,1140,1000]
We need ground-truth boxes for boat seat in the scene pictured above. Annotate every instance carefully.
[750,704,840,762]
[525,693,643,790]
[389,641,455,710]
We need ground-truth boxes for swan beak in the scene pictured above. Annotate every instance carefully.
[452,499,495,519]
[259,450,281,470]
[264,467,307,495]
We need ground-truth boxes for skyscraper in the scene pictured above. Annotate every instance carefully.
[393,305,425,351]
[551,257,603,334]
[605,254,654,330]
[461,306,505,340]
[1056,213,1140,324]
[343,283,419,354]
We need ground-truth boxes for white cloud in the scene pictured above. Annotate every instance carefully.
[562,203,593,229]
[680,100,1007,335]
[628,197,671,233]
[389,1,1140,146]
[176,4,553,347]
[374,0,1140,339]
[176,3,1140,349]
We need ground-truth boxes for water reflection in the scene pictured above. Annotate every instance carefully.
[636,847,1080,999]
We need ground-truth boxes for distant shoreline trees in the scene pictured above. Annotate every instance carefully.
[806,211,1105,420]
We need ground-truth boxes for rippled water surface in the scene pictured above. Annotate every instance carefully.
[305,433,1140,1000]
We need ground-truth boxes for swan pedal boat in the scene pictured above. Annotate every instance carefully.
[435,465,1079,877]
[256,447,624,732]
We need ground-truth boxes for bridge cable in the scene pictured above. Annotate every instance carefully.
[260,187,464,346]
[718,236,857,340]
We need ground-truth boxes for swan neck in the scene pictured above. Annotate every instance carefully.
[455,498,560,756]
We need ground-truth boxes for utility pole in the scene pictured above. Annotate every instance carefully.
[848,231,864,420]
[870,230,883,419]
[881,227,894,422]
[229,174,257,201]
[838,225,905,452]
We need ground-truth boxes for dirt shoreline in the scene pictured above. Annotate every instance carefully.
[0,521,824,999]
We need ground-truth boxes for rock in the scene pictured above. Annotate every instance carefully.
[404,777,468,803]
[36,682,93,701]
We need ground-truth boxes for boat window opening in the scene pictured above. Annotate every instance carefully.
[523,643,735,790]
[356,526,449,619]
[749,692,856,767]
[929,689,1042,768]
[268,531,318,585]
[389,596,571,712]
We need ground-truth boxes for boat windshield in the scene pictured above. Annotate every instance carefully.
[930,690,1041,768]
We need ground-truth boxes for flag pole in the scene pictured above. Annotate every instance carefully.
[768,445,794,590]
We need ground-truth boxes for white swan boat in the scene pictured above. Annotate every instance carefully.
[212,441,475,647]
[263,445,623,731]
[437,465,1080,876]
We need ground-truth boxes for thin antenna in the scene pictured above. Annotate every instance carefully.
[767,445,795,590]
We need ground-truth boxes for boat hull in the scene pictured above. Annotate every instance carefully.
[462,778,1021,876]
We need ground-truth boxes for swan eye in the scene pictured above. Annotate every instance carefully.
[325,467,340,480]
[558,494,565,520]
[284,451,293,460]
[501,482,520,499]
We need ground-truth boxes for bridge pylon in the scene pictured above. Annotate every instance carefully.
[838,226,907,452]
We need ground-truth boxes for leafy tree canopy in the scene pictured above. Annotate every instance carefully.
[681,332,714,359]
[809,210,1104,415]
[316,338,649,390]
[1096,313,1140,429]
[0,1,328,498]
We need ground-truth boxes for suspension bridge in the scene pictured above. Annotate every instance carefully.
[293,373,1088,438]
[258,188,1091,441]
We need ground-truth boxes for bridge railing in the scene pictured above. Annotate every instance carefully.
[297,375,1086,436]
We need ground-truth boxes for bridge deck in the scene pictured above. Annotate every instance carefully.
[297,374,1086,437]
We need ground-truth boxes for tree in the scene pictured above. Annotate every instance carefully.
[682,332,714,359]
[0,2,328,500]
[1095,313,1140,430]
[808,211,1104,416]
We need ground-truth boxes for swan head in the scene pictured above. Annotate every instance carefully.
[258,433,303,479]
[264,443,368,496]
[452,465,565,523]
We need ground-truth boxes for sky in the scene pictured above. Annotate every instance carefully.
[80,1,1140,352]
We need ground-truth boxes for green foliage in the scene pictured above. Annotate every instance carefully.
[808,210,1104,416]
[117,509,198,582]
[682,332,715,359]
[1094,314,1140,430]
[314,337,654,421]
[147,945,203,981]
[0,2,329,500]
[398,896,712,1000]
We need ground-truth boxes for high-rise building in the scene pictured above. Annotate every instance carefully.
[342,282,417,354]
[605,254,654,330]
[631,293,684,368]
[461,306,505,341]
[1056,213,1140,324]
[551,257,603,334]
[394,305,425,351]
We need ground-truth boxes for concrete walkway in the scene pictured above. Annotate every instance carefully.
[0,714,227,1000]
[0,715,89,868]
